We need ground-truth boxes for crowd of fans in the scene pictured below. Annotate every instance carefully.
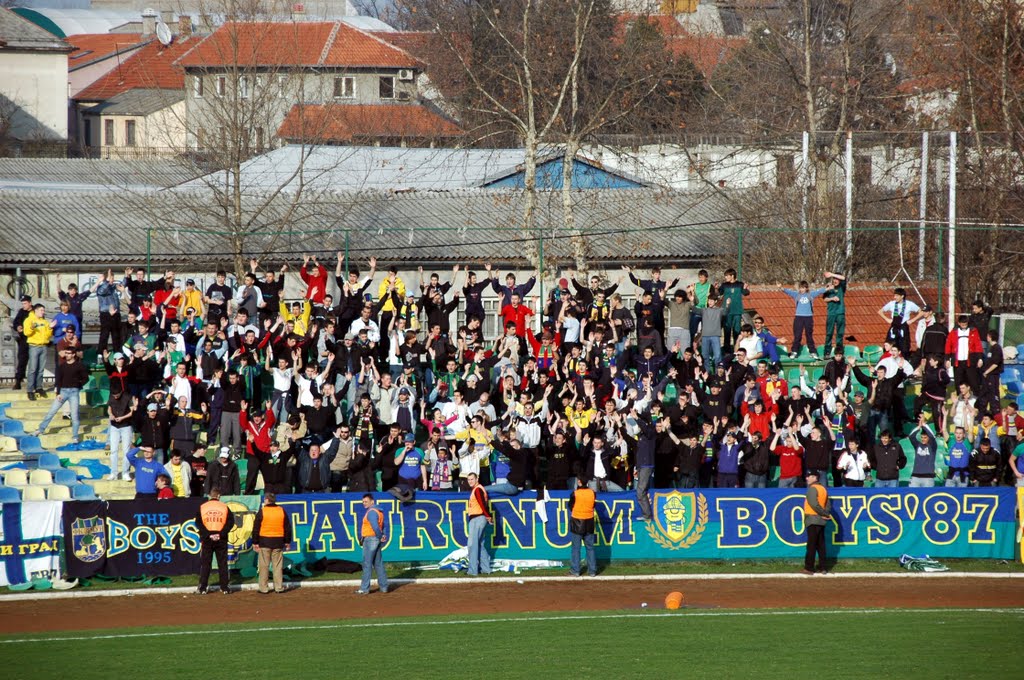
[9,254,1024,509]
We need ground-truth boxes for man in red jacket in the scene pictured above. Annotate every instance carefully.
[240,399,276,494]
[500,293,534,337]
[944,314,983,393]
[299,254,328,304]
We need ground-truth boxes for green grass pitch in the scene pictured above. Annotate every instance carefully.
[1,608,1017,679]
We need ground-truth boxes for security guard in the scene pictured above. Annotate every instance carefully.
[253,492,292,594]
[196,488,234,594]
[568,477,597,577]
[802,470,832,575]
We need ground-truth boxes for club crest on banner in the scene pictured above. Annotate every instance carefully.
[71,516,106,563]
[648,491,708,549]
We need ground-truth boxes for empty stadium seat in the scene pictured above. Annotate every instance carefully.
[843,345,861,359]
[18,436,45,455]
[1,420,25,437]
[36,453,62,471]
[862,345,883,363]
[46,485,71,501]
[2,470,28,487]
[0,486,21,503]
[71,484,97,500]
[28,469,53,486]
[21,486,47,501]
[53,469,77,485]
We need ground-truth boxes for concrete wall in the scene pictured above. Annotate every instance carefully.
[0,51,69,140]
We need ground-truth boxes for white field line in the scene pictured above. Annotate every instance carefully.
[3,608,1023,645]
[1,570,1022,602]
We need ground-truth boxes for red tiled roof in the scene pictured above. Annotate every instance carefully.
[66,33,147,68]
[176,21,421,69]
[744,283,946,350]
[615,14,746,78]
[375,31,440,63]
[276,103,463,143]
[74,36,199,102]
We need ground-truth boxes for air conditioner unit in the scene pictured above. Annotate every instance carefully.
[397,91,412,102]
[397,69,414,81]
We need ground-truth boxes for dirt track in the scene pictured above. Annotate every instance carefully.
[2,576,1023,634]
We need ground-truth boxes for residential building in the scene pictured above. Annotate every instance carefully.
[0,8,73,148]
[175,20,458,150]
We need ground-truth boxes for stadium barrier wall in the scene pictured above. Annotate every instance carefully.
[23,488,1021,582]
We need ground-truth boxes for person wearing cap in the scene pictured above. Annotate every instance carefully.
[253,491,293,594]
[23,303,52,400]
[177,277,204,320]
[394,433,428,491]
[205,446,241,495]
[32,347,89,443]
[11,294,32,391]
[137,400,171,463]
[802,469,832,575]
[196,487,234,595]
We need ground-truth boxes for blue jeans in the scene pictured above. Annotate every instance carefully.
[588,479,624,492]
[484,482,520,497]
[26,345,47,392]
[467,515,492,575]
[744,473,767,488]
[360,536,388,592]
[38,388,81,440]
[909,477,933,488]
[676,471,699,489]
[701,336,721,368]
[874,478,900,488]
[570,532,596,576]
[778,476,798,488]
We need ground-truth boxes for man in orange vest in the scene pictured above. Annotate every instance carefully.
[802,470,833,575]
[466,472,493,575]
[253,492,292,594]
[569,477,597,577]
[356,494,389,594]
[195,488,235,594]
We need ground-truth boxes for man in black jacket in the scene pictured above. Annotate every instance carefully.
[741,430,772,488]
[32,349,90,443]
[673,434,703,489]
[252,441,293,495]
[11,295,32,390]
[204,447,241,495]
[849,357,906,445]
[868,431,905,487]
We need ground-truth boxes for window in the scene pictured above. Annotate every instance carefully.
[775,154,795,188]
[216,76,226,97]
[124,120,136,147]
[193,75,204,98]
[196,128,206,148]
[104,119,114,146]
[334,76,355,99]
[239,76,250,100]
[255,126,264,152]
[277,75,288,99]
[378,76,395,100]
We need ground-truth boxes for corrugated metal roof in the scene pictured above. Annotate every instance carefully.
[0,186,736,267]
[181,146,540,193]
[0,157,196,191]
[81,88,184,117]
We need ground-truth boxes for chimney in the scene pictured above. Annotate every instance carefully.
[292,3,306,18]
[178,15,192,37]
[142,8,157,37]
[160,10,174,25]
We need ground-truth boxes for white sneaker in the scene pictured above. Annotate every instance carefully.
[121,472,132,481]
[107,473,118,481]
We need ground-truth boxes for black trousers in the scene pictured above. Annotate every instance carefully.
[245,460,261,495]
[14,338,28,382]
[98,311,122,353]
[805,523,827,571]
[199,538,230,590]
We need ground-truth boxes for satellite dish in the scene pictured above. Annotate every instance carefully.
[156,21,173,47]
